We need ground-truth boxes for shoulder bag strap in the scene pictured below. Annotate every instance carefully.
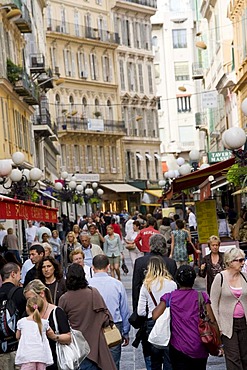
[240,271,247,283]
[149,291,157,306]
[52,307,59,334]
[53,281,59,305]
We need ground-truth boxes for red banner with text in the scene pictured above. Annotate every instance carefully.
[0,196,58,223]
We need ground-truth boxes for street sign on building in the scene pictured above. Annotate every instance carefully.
[208,151,232,163]
[202,91,218,108]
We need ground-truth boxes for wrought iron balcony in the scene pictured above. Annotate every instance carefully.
[57,117,126,135]
[47,20,120,44]
[192,63,204,80]
[34,108,58,138]
[14,3,32,33]
[30,54,46,74]
[13,71,39,105]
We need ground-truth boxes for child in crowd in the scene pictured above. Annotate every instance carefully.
[15,296,54,370]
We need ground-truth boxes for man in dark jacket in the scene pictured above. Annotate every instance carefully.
[23,243,45,287]
[132,233,177,310]
[0,263,26,369]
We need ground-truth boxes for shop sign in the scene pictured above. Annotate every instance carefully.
[208,151,232,163]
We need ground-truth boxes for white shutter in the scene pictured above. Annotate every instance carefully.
[109,57,113,82]
[94,55,98,80]
[84,52,88,75]
[90,54,94,79]
[77,51,82,75]
[102,55,106,81]
[63,49,68,76]
[71,52,76,77]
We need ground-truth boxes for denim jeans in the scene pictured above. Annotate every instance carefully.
[110,322,123,370]
[79,358,100,370]
[146,319,173,370]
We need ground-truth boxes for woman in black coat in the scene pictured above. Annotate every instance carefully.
[199,235,225,295]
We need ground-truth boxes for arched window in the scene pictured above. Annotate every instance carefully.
[69,95,74,111]
[107,99,113,121]
[82,97,88,118]
[55,94,61,118]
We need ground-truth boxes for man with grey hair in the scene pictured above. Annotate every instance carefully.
[132,233,177,310]
[79,233,104,267]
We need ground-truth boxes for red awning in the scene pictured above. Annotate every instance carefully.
[172,157,235,193]
[0,195,58,222]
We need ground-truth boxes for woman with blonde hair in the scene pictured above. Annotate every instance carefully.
[72,224,81,241]
[24,279,71,370]
[199,235,225,295]
[62,231,81,271]
[211,248,247,370]
[15,295,54,369]
[137,256,177,370]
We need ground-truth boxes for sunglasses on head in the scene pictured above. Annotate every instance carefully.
[232,258,245,263]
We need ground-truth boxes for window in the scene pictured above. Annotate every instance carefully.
[147,65,153,94]
[170,0,188,11]
[63,49,72,76]
[74,145,81,171]
[99,146,105,170]
[69,95,74,111]
[177,95,191,113]
[127,62,136,91]
[50,47,57,71]
[55,94,60,118]
[61,7,66,33]
[174,61,189,81]
[90,53,98,80]
[122,19,131,47]
[119,60,125,90]
[138,64,144,93]
[77,51,88,78]
[136,153,142,179]
[86,145,93,168]
[102,55,112,82]
[172,29,187,48]
[82,97,88,118]
[107,100,113,121]
[74,11,80,36]
[110,146,117,170]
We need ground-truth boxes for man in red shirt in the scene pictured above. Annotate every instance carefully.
[110,218,122,239]
[134,217,159,253]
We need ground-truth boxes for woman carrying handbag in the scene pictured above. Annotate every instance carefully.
[153,265,220,370]
[137,256,177,370]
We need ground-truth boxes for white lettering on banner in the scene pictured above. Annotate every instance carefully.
[70,174,100,182]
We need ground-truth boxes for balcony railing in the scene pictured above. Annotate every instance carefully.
[47,20,120,44]
[123,0,157,8]
[192,62,204,80]
[57,117,126,134]
[13,71,39,105]
[15,4,32,33]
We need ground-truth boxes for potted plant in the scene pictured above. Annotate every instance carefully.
[94,111,101,118]
[7,59,22,85]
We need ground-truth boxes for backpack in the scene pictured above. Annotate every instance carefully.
[0,286,19,353]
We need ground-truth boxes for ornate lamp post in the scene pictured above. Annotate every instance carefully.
[54,172,104,218]
[0,151,43,260]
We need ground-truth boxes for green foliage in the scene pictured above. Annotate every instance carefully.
[89,197,100,204]
[7,59,22,84]
[226,164,247,186]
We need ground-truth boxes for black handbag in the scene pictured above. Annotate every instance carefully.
[121,257,129,275]
[129,310,147,329]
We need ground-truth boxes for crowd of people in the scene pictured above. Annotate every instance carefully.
[0,205,246,370]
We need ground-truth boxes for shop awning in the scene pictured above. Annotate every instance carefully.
[232,187,247,195]
[145,189,162,197]
[172,157,235,193]
[0,195,58,222]
[101,183,142,193]
[37,190,60,202]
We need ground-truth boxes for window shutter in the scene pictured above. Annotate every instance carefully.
[109,57,113,82]
[102,55,106,81]
[71,52,76,77]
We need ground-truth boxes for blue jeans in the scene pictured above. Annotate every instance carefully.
[79,358,100,370]
[110,322,123,370]
[146,319,172,370]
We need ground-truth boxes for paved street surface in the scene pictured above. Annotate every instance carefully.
[120,252,226,370]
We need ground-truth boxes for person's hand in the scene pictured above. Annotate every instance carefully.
[196,249,202,254]
[169,254,173,258]
[200,263,206,270]
[122,336,129,346]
